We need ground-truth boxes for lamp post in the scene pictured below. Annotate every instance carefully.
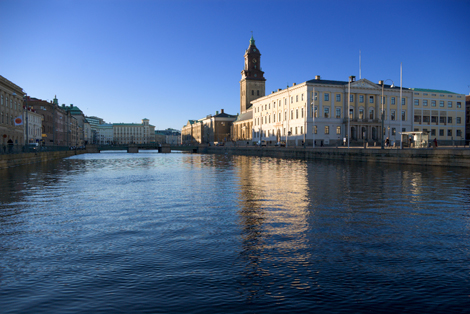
[381,79,394,149]
[348,76,352,149]
[399,63,403,149]
[311,101,315,148]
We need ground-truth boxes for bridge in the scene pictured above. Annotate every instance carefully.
[88,144,200,153]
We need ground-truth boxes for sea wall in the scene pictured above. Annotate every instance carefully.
[202,146,470,168]
[0,150,88,169]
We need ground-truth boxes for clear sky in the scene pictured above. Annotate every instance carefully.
[1,0,469,130]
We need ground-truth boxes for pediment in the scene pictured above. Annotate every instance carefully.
[350,79,381,90]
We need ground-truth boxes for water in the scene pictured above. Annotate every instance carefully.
[1,151,470,313]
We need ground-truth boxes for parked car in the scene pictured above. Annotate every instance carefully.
[275,141,286,147]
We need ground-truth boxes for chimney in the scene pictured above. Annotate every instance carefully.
[216,111,219,115]
[221,109,224,113]
[350,76,356,82]
[379,80,384,85]
[293,83,296,86]
[315,75,321,80]
[277,88,282,92]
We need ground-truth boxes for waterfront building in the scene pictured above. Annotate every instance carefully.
[24,107,43,144]
[26,96,74,146]
[95,123,113,145]
[466,95,470,141]
[155,128,181,145]
[252,76,414,147]
[181,120,198,145]
[182,110,237,145]
[63,104,89,146]
[410,89,466,145]
[0,75,25,147]
[113,118,155,144]
[231,36,265,143]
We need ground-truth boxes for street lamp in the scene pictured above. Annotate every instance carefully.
[381,79,395,149]
[347,76,354,148]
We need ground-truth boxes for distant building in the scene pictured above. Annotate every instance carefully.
[155,128,181,144]
[182,110,237,145]
[63,104,88,145]
[113,118,155,144]
[0,75,25,147]
[96,124,113,145]
[24,107,43,144]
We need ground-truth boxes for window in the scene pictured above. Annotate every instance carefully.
[448,129,452,136]
[432,100,436,107]
[291,110,293,119]
[314,93,317,101]
[295,127,297,135]
[391,97,395,105]
[359,108,364,119]
[457,117,461,124]
[336,126,341,134]
[360,95,364,103]
[391,110,396,121]
[448,101,452,108]
[324,93,329,101]
[369,109,374,119]
[325,126,329,134]
[414,115,421,123]
[252,90,254,95]
[300,126,303,134]
[291,97,293,104]
[296,95,298,102]
[301,94,304,101]
[457,130,462,137]
[0,95,2,105]
[301,108,304,118]
[349,109,354,119]
[324,107,329,118]
[273,113,275,122]
[382,96,386,104]
[402,98,405,105]
[369,96,374,103]
[439,101,444,107]
[431,116,437,123]
[440,117,446,124]
[457,102,462,108]
[439,129,444,136]
[392,128,396,135]
[448,117,452,123]
[285,111,287,120]
[336,94,341,102]
[314,125,317,134]
[423,100,428,106]
[257,90,260,96]
[314,107,318,118]
[414,99,419,106]
[279,112,281,121]
[431,129,436,136]
[296,109,298,119]
[423,116,430,123]
[350,95,353,102]
[336,108,341,118]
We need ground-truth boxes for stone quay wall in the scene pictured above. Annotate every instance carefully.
[201,146,470,168]
[0,150,88,169]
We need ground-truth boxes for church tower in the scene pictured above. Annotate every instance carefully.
[240,35,266,113]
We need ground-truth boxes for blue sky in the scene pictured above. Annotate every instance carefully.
[1,0,469,130]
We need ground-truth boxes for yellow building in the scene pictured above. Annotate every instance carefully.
[113,118,155,144]
[0,75,25,147]
[252,76,414,147]
[411,89,466,144]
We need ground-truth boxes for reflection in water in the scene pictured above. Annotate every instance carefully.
[1,152,470,313]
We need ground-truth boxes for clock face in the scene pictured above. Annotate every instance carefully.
[253,48,257,52]
[252,59,257,63]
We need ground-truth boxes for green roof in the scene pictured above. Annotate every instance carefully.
[411,88,457,94]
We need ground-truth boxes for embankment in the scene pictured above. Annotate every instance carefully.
[0,150,88,169]
[201,146,470,168]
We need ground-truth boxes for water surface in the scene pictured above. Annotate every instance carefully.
[1,151,470,313]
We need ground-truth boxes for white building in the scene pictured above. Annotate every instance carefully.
[113,118,155,145]
[25,108,43,144]
[252,76,413,147]
[95,124,113,145]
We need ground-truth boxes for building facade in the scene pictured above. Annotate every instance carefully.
[410,89,466,144]
[113,119,155,145]
[466,95,470,141]
[24,108,43,144]
[182,110,237,145]
[1,75,25,147]
[252,76,414,147]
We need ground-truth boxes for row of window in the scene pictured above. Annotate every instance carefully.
[0,94,22,110]
[255,94,305,113]
[414,116,462,124]
[414,93,462,98]
[314,107,407,121]
[414,100,462,108]
[416,128,463,137]
[316,93,407,105]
